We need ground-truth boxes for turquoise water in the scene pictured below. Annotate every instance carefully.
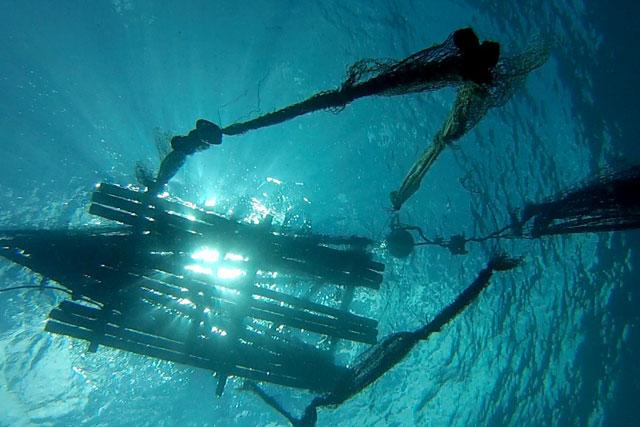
[1,1,638,426]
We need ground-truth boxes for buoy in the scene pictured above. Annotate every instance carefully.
[385,228,414,258]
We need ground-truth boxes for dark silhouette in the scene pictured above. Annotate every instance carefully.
[222,28,499,136]
[519,165,640,237]
[149,119,222,193]
[244,255,521,426]
[391,41,550,210]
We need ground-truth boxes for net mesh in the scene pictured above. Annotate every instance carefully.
[437,41,551,143]
[341,30,486,96]
[391,41,551,210]
[522,166,640,237]
[221,28,500,136]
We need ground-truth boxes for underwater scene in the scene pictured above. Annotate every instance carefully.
[1,1,639,426]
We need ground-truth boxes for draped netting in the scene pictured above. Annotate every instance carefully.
[519,165,640,237]
[391,41,551,210]
[148,29,500,193]
[221,28,500,136]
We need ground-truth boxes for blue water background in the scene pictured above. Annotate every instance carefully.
[1,0,638,426]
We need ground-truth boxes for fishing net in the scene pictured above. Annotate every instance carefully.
[521,166,640,237]
[440,40,553,141]
[222,28,500,136]
[390,41,551,210]
[149,29,501,191]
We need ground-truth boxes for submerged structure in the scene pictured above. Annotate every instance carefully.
[0,183,384,396]
[0,27,513,425]
[3,22,638,426]
[0,183,524,427]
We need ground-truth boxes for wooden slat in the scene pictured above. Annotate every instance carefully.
[133,264,379,336]
[96,183,145,201]
[247,297,376,342]
[89,204,140,226]
[50,308,283,375]
[138,280,375,344]
[250,284,378,330]
[45,320,319,390]
[55,300,340,374]
[92,191,144,214]
[93,183,384,287]
[88,183,381,340]
[49,308,185,352]
[133,272,377,343]
[47,301,346,391]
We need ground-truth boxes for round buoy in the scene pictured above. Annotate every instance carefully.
[385,228,415,258]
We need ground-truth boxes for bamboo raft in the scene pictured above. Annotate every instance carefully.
[0,183,385,394]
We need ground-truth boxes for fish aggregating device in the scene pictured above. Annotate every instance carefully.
[0,183,385,396]
[4,23,640,425]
